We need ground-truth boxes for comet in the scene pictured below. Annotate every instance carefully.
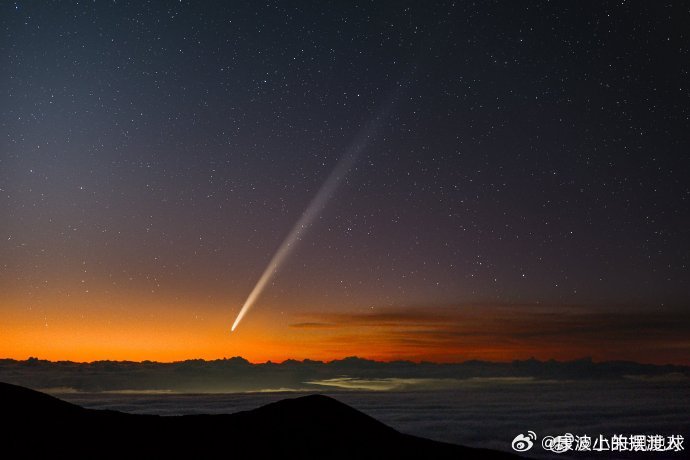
[230,99,399,332]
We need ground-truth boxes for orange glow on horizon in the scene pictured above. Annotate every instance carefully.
[1,292,688,365]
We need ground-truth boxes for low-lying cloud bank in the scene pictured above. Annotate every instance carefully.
[1,357,688,393]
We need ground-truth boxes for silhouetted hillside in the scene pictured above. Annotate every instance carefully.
[1,382,521,458]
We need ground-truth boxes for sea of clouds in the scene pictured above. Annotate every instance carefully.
[57,379,689,459]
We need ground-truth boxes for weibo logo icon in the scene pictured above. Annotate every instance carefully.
[512,431,537,452]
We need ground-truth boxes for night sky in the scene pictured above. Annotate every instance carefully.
[2,1,689,364]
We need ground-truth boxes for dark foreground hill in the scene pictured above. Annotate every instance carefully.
[1,381,520,458]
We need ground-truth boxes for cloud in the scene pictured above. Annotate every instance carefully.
[623,372,689,383]
[288,303,690,364]
[48,382,689,455]
[289,322,338,329]
[306,376,540,391]
[1,355,688,395]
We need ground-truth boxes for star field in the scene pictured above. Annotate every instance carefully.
[1,1,689,362]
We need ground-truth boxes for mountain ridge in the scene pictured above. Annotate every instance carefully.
[1,356,687,394]
[1,381,521,458]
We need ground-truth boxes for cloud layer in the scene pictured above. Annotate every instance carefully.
[0,355,687,394]
[288,304,690,364]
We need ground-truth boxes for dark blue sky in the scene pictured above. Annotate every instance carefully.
[1,1,689,362]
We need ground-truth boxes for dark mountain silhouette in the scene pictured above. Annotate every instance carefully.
[1,381,521,458]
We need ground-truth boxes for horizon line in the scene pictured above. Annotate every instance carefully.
[2,355,687,368]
